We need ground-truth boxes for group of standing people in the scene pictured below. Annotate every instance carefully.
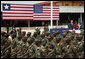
[68,20,79,30]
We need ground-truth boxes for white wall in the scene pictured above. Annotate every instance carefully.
[59,6,84,13]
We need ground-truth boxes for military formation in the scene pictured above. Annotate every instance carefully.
[1,27,84,58]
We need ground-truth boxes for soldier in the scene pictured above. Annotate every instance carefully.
[27,37,35,46]
[40,45,47,58]
[35,28,40,35]
[17,27,22,36]
[27,41,36,58]
[32,32,37,38]
[1,32,6,58]
[35,47,41,58]
[76,42,84,53]
[45,39,56,58]
[42,26,49,35]
[12,35,23,58]
[56,35,62,43]
[35,38,42,47]
[46,47,56,58]
[10,37,18,58]
[41,38,47,46]
[4,34,21,58]
[1,33,11,58]
[18,37,29,58]
[41,33,45,39]
[27,32,31,38]
[56,43,62,56]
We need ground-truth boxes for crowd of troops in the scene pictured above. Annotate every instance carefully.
[1,27,84,58]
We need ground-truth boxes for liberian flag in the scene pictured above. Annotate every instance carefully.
[2,4,33,20]
[2,3,59,21]
[75,30,81,35]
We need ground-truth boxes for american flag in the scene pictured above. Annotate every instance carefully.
[2,3,59,21]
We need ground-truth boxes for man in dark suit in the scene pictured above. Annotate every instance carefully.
[68,20,74,30]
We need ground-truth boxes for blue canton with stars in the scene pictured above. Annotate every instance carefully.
[34,5,43,13]
[3,4,10,11]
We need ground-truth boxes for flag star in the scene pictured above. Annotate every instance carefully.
[4,4,9,9]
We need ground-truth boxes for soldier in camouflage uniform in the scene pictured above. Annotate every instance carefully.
[17,27,22,36]
[27,41,36,58]
[14,35,23,58]
[1,32,7,58]
[1,32,11,58]
[18,37,29,58]
[1,32,5,58]
[41,37,47,47]
[40,45,47,58]
[10,36,19,58]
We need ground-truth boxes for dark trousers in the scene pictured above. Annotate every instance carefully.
[7,27,9,33]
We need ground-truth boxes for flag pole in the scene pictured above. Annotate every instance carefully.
[50,1,53,29]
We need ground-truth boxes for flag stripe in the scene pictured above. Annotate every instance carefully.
[33,14,59,15]
[34,15,59,17]
[10,6,33,8]
[3,16,33,17]
[3,11,33,13]
[3,17,33,19]
[11,8,33,10]
[3,12,33,14]
[11,4,33,6]
[3,14,33,16]
[11,9,33,11]
[34,19,59,20]
[11,5,33,7]
[34,16,59,18]
[34,17,59,18]
[3,19,33,20]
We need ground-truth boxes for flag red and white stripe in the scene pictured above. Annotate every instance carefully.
[34,6,59,21]
[2,4,33,20]
[68,30,73,32]
[75,30,81,35]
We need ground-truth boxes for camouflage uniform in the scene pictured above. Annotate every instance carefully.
[35,46,41,58]
[76,42,84,52]
[40,45,47,58]
[19,37,29,58]
[1,36,11,58]
[11,38,19,58]
[28,43,36,58]
[17,28,21,36]
[41,38,47,46]
[1,36,7,58]
[16,38,23,58]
